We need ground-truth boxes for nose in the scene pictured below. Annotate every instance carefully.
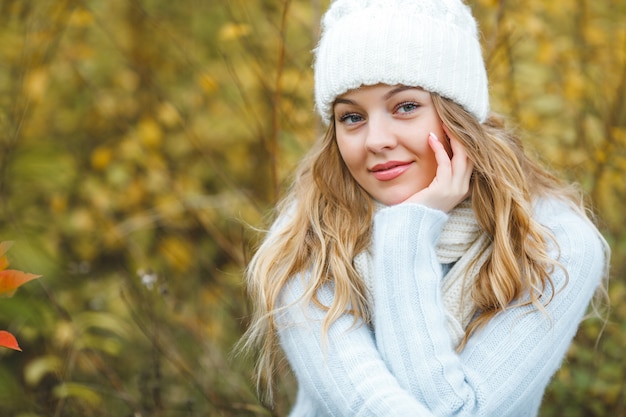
[364,114,397,152]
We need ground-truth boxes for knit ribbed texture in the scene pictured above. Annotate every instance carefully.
[356,199,491,347]
[314,0,490,122]
[276,199,606,416]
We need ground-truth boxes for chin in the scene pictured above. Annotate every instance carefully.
[372,186,428,207]
[373,194,410,207]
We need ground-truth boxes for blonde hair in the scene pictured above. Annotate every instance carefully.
[241,93,601,401]
[431,95,583,345]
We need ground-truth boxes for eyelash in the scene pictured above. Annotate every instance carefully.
[338,112,363,124]
[337,100,420,124]
[395,101,420,113]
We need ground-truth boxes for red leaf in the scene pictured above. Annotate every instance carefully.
[0,270,41,297]
[0,330,22,351]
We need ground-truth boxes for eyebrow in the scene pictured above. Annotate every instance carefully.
[334,97,356,106]
[333,86,422,107]
[384,85,420,100]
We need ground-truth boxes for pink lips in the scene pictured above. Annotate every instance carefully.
[370,161,413,181]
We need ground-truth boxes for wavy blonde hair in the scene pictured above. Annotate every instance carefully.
[240,93,599,401]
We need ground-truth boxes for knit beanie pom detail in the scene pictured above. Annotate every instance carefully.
[314,0,490,123]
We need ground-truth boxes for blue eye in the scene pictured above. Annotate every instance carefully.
[396,102,419,113]
[338,113,364,125]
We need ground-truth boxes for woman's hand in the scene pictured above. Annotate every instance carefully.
[403,126,473,212]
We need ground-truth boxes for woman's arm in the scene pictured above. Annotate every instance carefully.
[372,201,606,416]
[277,272,437,417]
[267,203,442,416]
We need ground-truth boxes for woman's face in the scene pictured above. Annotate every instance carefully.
[334,84,447,206]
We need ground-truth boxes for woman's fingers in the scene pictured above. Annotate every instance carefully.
[442,125,473,190]
[448,135,473,194]
[403,130,472,212]
[430,131,472,190]
[440,125,454,158]
[429,132,452,182]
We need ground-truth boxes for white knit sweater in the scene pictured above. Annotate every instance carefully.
[354,199,490,348]
[276,198,607,416]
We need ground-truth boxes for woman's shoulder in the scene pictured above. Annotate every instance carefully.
[267,199,298,230]
[533,197,595,230]
[533,196,609,267]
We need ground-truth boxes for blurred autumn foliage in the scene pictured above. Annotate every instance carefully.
[0,0,624,416]
[0,241,40,351]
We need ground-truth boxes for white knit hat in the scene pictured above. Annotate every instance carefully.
[314,0,490,122]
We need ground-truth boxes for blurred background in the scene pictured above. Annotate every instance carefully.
[0,0,624,416]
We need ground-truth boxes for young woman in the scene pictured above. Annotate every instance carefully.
[241,0,609,415]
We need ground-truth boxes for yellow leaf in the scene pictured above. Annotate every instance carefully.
[612,127,625,144]
[218,22,251,41]
[119,135,144,161]
[50,194,68,214]
[68,209,95,233]
[123,179,146,208]
[73,311,132,339]
[594,150,606,164]
[114,69,139,92]
[24,68,49,101]
[536,42,555,65]
[159,236,193,272]
[90,146,113,170]
[24,355,63,386]
[280,68,311,92]
[584,25,607,47]
[54,382,102,407]
[53,320,75,348]
[564,73,585,101]
[68,8,94,27]
[198,73,218,94]
[157,102,182,127]
[137,118,163,148]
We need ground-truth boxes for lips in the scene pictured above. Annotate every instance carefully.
[370,161,413,181]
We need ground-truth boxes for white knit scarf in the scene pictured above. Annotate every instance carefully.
[354,199,492,348]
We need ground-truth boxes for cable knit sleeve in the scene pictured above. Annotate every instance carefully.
[372,201,607,417]
[274,206,449,416]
